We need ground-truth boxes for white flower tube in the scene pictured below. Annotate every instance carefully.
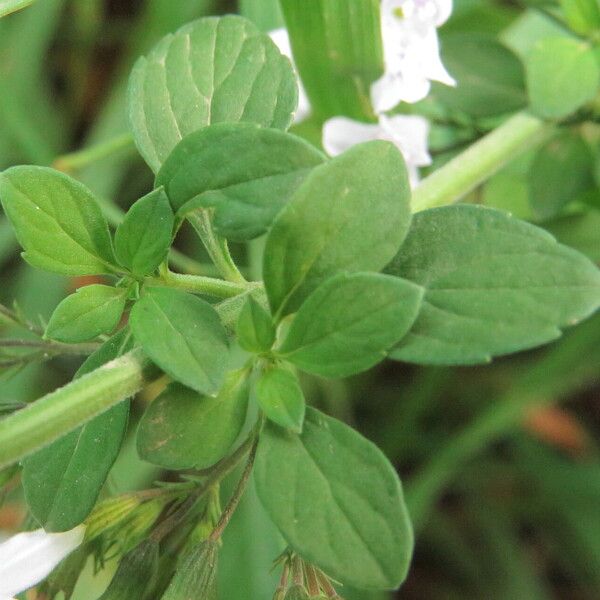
[371,0,455,112]
[0,525,85,599]
[269,28,311,123]
[323,113,431,186]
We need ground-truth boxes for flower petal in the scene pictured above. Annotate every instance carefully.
[379,114,432,167]
[374,0,455,110]
[0,526,85,597]
[322,117,381,156]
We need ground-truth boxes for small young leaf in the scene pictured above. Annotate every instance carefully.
[237,296,276,353]
[137,370,249,470]
[22,329,134,532]
[279,272,423,377]
[98,539,159,600]
[263,141,411,318]
[45,285,127,343]
[385,205,600,365]
[161,540,219,600]
[155,123,325,241]
[255,407,413,590]
[528,132,595,220]
[128,15,298,172]
[130,287,229,395]
[0,166,116,275]
[254,366,305,432]
[115,187,174,276]
[526,37,600,119]
[432,33,526,117]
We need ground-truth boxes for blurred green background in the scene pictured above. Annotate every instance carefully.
[1,0,599,598]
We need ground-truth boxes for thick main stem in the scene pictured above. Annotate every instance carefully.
[411,111,553,212]
[0,351,147,469]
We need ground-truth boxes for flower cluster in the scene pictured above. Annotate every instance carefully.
[272,0,455,185]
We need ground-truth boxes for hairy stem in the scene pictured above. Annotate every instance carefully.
[411,111,554,212]
[149,270,256,299]
[0,350,148,469]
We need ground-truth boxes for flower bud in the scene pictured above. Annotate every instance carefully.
[85,495,141,542]
[98,538,159,600]
[284,586,311,600]
[161,539,219,599]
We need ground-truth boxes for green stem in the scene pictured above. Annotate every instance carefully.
[188,211,246,284]
[0,350,148,469]
[53,133,135,173]
[411,111,553,212]
[149,270,255,299]
[209,432,259,541]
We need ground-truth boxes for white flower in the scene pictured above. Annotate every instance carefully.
[371,0,455,112]
[323,113,431,186]
[269,28,311,123]
[0,525,85,599]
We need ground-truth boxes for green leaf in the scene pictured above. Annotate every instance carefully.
[0,0,36,18]
[128,15,298,172]
[156,123,326,241]
[115,187,174,276]
[528,132,595,220]
[255,407,413,590]
[526,37,600,119]
[433,33,526,117]
[237,296,275,353]
[560,0,600,35]
[263,140,412,319]
[279,272,423,377]
[45,284,127,343]
[385,205,600,365]
[0,166,116,275]
[22,328,134,531]
[280,0,383,120]
[137,370,249,470]
[254,366,305,432]
[130,287,229,395]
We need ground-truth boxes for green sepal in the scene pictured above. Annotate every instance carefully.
[98,539,159,600]
[161,540,219,600]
